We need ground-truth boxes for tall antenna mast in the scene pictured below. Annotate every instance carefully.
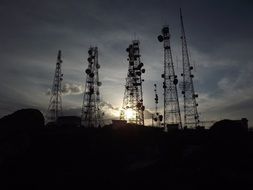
[81,47,103,127]
[158,26,182,129]
[154,84,158,117]
[179,8,200,128]
[120,40,145,125]
[152,84,162,127]
[46,50,63,123]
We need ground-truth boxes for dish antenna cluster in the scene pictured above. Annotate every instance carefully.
[155,9,200,129]
[81,47,103,127]
[120,40,145,125]
[158,26,182,129]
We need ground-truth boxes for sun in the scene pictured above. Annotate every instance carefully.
[125,108,136,120]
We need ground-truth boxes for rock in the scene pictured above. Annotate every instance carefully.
[210,118,248,136]
[209,118,248,147]
[0,109,45,134]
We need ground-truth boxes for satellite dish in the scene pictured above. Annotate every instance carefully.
[89,73,94,78]
[162,26,169,34]
[157,35,163,42]
[133,41,138,46]
[85,69,91,74]
[137,102,142,108]
[173,79,178,85]
[136,71,141,76]
[87,57,92,63]
[137,62,143,69]
[159,115,163,121]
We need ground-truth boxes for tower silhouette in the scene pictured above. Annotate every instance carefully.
[81,47,103,127]
[179,9,200,128]
[120,40,145,125]
[46,50,63,123]
[158,26,182,129]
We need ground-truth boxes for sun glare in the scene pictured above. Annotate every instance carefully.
[125,108,135,120]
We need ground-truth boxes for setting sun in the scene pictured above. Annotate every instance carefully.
[125,108,136,121]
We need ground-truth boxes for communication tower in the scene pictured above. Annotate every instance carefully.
[46,50,63,123]
[158,26,182,129]
[179,9,200,128]
[120,40,145,125]
[81,47,103,127]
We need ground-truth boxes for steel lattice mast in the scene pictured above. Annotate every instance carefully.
[120,40,145,125]
[158,26,182,129]
[46,50,63,123]
[179,9,200,128]
[81,47,103,127]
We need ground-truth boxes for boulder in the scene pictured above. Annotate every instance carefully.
[0,109,45,133]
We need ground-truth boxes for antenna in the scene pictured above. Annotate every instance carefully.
[158,25,182,129]
[81,47,103,127]
[46,50,63,123]
[154,84,158,117]
[120,40,145,125]
[179,8,200,128]
[152,84,162,127]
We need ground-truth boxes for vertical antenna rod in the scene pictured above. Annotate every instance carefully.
[81,47,103,127]
[154,84,158,118]
[158,26,182,129]
[179,8,200,128]
[46,50,63,123]
[120,40,145,125]
[152,84,162,127]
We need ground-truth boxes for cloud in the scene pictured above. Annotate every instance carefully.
[62,83,84,95]
[217,77,231,91]
[45,83,84,96]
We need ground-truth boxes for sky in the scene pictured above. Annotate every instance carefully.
[0,0,253,126]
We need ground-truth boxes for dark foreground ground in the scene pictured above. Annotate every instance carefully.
[1,109,253,190]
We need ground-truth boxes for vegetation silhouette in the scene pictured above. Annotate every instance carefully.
[0,109,253,189]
